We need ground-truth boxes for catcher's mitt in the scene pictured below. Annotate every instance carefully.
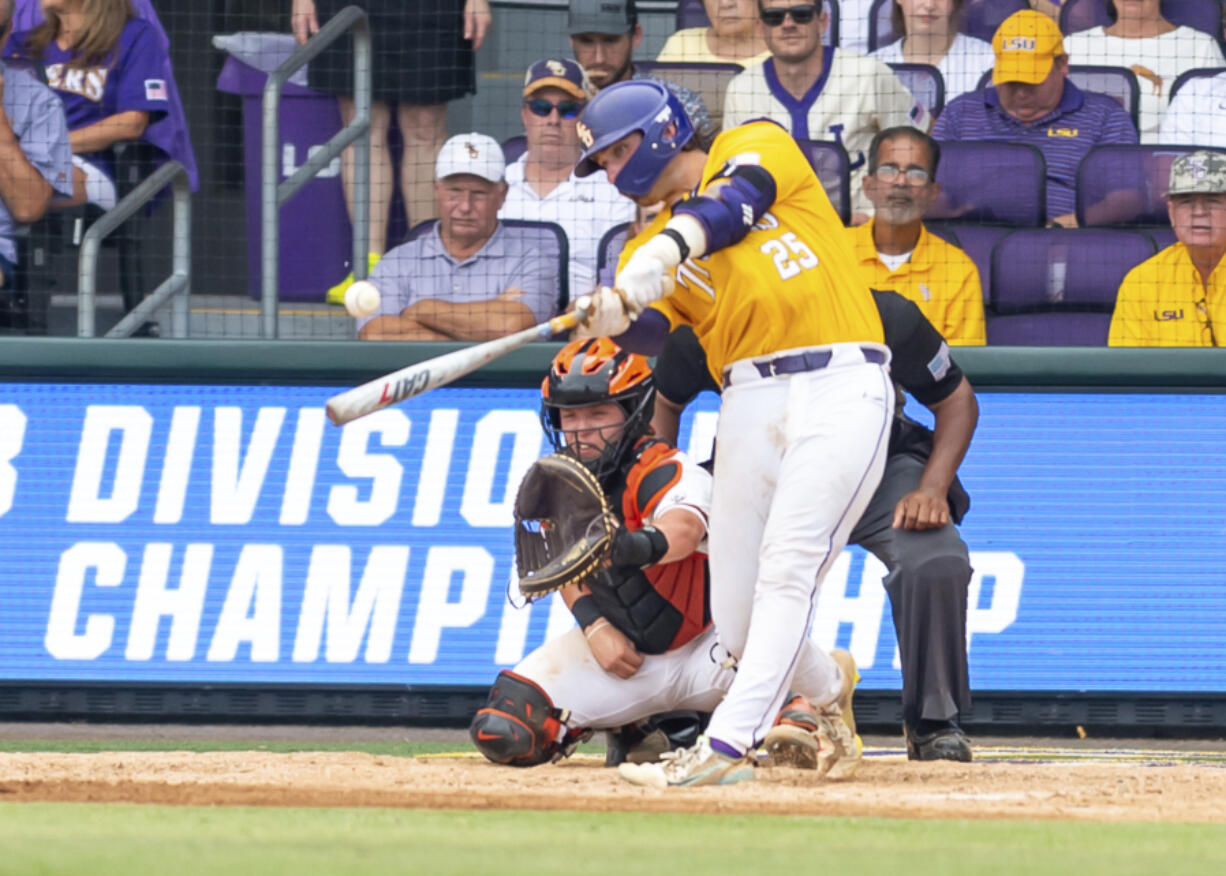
[514,453,618,601]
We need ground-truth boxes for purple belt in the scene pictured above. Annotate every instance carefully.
[723,346,887,389]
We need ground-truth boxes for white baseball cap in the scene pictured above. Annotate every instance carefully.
[435,133,505,183]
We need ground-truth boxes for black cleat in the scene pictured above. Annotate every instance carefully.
[904,721,973,762]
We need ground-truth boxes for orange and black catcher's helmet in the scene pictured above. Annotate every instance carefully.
[540,337,656,482]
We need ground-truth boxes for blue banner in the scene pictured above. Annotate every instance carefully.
[0,383,1223,691]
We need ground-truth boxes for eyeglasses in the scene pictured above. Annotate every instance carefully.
[524,98,584,119]
[1196,297,1218,347]
[873,163,932,185]
[758,4,819,26]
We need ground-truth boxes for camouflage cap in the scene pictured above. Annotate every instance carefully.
[1167,150,1226,197]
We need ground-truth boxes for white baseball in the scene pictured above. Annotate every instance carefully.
[344,280,381,318]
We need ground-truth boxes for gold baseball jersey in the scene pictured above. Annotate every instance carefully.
[851,219,986,346]
[619,120,884,380]
[1108,243,1223,347]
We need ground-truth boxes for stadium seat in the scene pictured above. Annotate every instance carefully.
[633,61,744,132]
[926,223,1007,303]
[595,221,632,289]
[975,65,1141,131]
[888,62,945,119]
[987,228,1156,345]
[1075,144,1226,227]
[926,141,1047,225]
[794,139,852,224]
[868,0,1028,51]
[406,218,571,315]
[501,135,527,164]
[1060,0,1223,37]
[675,0,842,47]
[1169,66,1226,100]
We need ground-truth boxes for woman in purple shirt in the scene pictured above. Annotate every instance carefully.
[9,0,169,209]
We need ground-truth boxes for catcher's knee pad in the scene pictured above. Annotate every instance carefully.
[470,671,570,767]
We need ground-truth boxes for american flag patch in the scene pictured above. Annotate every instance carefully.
[144,79,167,101]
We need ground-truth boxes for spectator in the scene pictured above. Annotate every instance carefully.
[10,0,171,211]
[870,0,996,102]
[1109,150,1224,347]
[0,0,72,289]
[1159,72,1226,146]
[854,127,984,344]
[1062,0,1225,142]
[568,0,718,149]
[293,0,494,303]
[499,59,634,298]
[357,133,559,342]
[932,10,1137,227]
[655,0,771,66]
[722,0,928,221]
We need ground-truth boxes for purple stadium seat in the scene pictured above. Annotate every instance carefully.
[927,141,1047,225]
[501,135,527,164]
[596,222,632,289]
[1170,66,1226,100]
[869,0,1028,50]
[1075,144,1226,227]
[927,223,1008,303]
[1060,0,1223,37]
[986,228,1156,345]
[406,218,571,313]
[795,139,852,224]
[888,62,945,119]
[676,0,842,47]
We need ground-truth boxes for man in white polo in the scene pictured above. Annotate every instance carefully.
[500,58,634,298]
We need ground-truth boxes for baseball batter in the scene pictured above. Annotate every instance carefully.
[571,80,895,787]
[469,338,858,776]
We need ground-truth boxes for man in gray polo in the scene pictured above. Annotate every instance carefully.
[0,0,73,290]
[357,133,560,341]
[568,0,718,149]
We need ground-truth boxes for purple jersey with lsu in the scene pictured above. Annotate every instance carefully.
[10,18,170,172]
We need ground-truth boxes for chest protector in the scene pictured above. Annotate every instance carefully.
[587,441,711,654]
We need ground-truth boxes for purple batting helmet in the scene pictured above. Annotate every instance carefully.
[573,79,694,198]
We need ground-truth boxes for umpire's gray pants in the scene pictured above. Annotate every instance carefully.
[847,453,973,726]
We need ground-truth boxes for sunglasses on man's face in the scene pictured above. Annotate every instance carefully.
[524,98,584,119]
[759,3,819,26]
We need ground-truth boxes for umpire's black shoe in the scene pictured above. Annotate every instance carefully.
[904,721,973,762]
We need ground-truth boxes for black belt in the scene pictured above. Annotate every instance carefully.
[723,346,887,389]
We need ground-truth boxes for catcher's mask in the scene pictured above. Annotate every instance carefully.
[540,337,655,483]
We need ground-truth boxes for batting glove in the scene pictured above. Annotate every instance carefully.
[574,286,631,338]
[615,233,684,312]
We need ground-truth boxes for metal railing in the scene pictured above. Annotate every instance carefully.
[261,5,370,339]
[78,160,191,338]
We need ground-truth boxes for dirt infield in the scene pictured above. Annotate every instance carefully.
[2,749,1225,822]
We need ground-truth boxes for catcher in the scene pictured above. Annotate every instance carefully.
[470,337,858,776]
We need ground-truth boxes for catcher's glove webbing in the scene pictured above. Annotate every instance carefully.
[514,453,618,601]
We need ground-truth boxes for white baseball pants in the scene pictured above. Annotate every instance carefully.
[704,343,894,754]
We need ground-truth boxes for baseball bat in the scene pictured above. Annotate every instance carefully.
[325,303,590,426]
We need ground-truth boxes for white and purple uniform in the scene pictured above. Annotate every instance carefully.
[11,18,171,207]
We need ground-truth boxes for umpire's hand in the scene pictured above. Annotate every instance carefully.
[584,620,644,679]
[892,485,950,531]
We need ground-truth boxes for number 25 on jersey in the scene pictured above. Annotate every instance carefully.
[760,232,819,280]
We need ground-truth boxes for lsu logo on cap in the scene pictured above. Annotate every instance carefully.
[1001,36,1036,51]
[465,141,480,159]
[546,60,567,77]
[577,121,594,149]
[1186,155,1209,179]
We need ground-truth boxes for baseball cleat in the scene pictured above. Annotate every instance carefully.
[762,693,821,769]
[618,735,755,788]
[821,649,863,779]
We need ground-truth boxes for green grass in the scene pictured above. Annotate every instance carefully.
[0,804,1223,876]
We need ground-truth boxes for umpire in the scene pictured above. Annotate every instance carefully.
[652,289,977,761]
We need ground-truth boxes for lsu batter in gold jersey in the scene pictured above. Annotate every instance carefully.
[572,79,895,789]
[621,120,884,383]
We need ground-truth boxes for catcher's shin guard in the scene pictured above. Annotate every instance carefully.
[470,671,572,767]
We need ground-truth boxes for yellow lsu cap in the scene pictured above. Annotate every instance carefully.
[992,10,1065,86]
